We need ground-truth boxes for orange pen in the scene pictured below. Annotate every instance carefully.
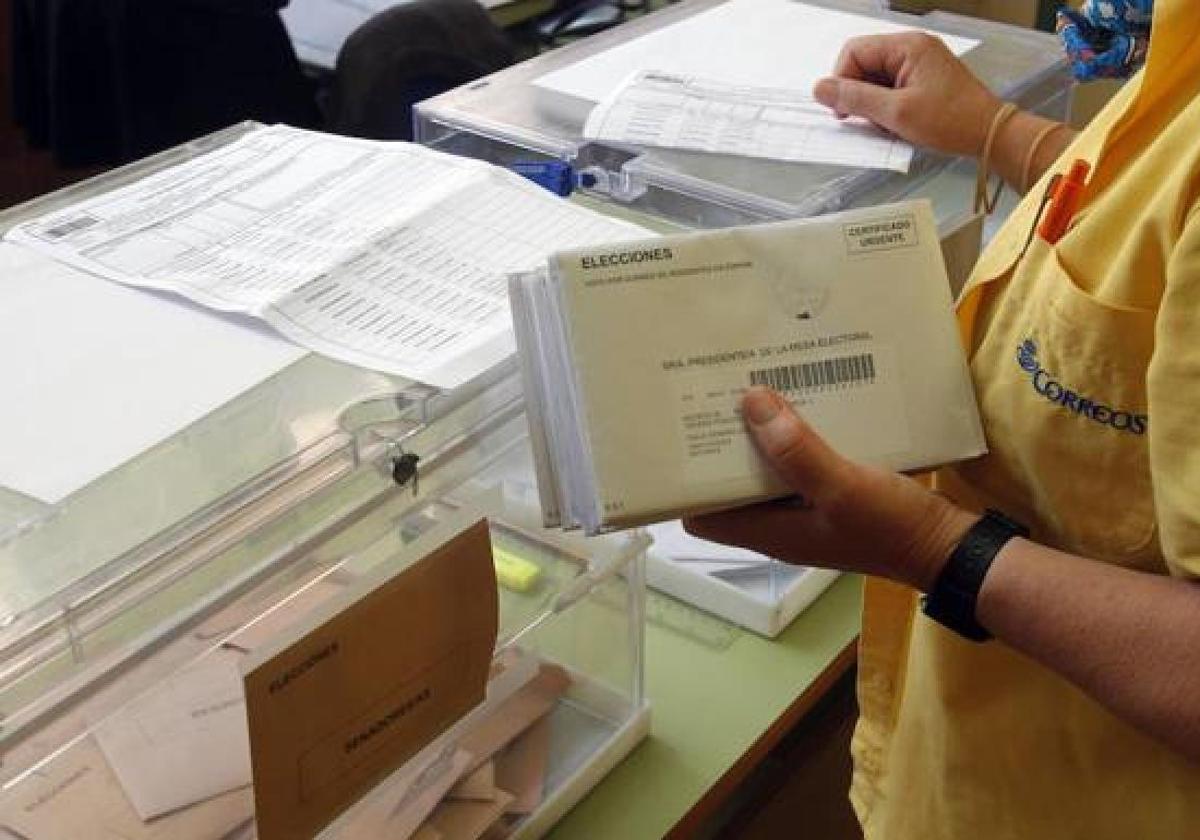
[1038,159,1090,245]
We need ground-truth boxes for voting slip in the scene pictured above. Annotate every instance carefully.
[509,199,986,534]
[583,71,915,172]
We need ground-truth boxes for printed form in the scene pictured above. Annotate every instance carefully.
[584,71,914,172]
[7,125,648,388]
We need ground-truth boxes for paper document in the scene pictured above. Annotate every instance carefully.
[0,243,305,506]
[7,125,648,389]
[0,736,254,840]
[94,656,252,821]
[584,71,913,172]
[536,0,978,103]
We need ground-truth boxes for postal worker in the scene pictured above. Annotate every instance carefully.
[688,1,1200,836]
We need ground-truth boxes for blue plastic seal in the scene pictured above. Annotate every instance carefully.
[509,160,598,197]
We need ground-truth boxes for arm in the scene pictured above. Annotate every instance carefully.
[979,539,1200,761]
[686,387,1200,762]
[812,33,1077,192]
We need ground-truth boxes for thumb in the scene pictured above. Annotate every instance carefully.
[742,387,851,496]
[813,77,899,129]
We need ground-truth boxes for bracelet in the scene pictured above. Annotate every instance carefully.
[1021,121,1067,194]
[974,102,1018,215]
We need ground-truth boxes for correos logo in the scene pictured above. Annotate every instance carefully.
[1016,339,1147,435]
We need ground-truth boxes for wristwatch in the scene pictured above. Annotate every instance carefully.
[920,509,1029,642]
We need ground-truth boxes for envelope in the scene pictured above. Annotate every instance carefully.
[242,513,498,840]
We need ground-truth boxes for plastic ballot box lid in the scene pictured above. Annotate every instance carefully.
[415,0,1070,229]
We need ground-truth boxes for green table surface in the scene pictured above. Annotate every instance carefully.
[551,574,864,839]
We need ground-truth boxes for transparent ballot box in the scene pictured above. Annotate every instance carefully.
[0,128,649,840]
[415,0,1072,230]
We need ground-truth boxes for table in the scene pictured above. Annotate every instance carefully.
[552,575,863,838]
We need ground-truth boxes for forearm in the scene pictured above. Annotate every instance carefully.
[977,538,1200,761]
[987,108,1078,194]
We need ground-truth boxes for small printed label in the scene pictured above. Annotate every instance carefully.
[843,214,918,254]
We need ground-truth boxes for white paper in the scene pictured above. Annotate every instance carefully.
[536,0,978,104]
[584,70,913,171]
[7,125,648,389]
[0,243,305,505]
[93,656,252,821]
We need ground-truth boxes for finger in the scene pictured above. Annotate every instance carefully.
[812,77,902,130]
[741,387,853,498]
[830,34,910,84]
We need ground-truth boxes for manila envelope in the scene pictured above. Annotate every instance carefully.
[242,514,498,840]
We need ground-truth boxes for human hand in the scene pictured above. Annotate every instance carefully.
[683,387,977,592]
[812,33,1003,158]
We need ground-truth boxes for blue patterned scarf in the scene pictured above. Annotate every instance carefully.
[1057,0,1154,81]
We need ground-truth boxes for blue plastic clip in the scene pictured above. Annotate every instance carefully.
[509,160,597,197]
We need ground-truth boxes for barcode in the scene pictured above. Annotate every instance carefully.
[41,214,99,240]
[749,353,876,392]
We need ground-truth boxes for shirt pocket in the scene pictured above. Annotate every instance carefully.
[965,238,1160,566]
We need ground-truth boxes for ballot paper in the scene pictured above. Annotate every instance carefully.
[583,71,914,172]
[510,199,987,533]
[6,125,649,389]
[0,736,254,840]
[93,656,252,821]
[536,0,979,104]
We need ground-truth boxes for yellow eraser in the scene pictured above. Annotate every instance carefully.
[493,546,542,593]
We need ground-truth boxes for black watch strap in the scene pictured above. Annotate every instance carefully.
[921,508,1029,642]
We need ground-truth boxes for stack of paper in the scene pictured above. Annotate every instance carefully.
[540,0,978,171]
[536,0,978,102]
[7,124,650,390]
[510,199,986,534]
[583,70,917,172]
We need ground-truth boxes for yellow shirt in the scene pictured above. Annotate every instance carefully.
[851,3,1200,837]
